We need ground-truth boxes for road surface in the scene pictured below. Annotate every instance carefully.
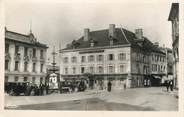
[17,98,154,111]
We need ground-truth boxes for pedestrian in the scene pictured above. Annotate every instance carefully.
[39,83,44,96]
[107,81,112,92]
[169,80,174,91]
[166,80,170,92]
[124,83,126,90]
[46,84,49,95]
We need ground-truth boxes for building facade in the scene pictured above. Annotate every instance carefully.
[168,3,179,88]
[5,28,48,85]
[60,24,167,89]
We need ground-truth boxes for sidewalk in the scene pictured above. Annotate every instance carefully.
[4,87,178,111]
[4,91,99,108]
[98,87,178,111]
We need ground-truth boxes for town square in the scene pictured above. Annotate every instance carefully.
[3,0,179,111]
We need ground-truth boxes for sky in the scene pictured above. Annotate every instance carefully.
[5,0,175,64]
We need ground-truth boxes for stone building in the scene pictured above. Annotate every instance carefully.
[59,24,166,89]
[168,3,179,88]
[5,28,48,85]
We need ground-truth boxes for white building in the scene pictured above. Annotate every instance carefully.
[59,24,167,89]
[5,28,48,85]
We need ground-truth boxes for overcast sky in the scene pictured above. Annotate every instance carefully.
[5,0,175,64]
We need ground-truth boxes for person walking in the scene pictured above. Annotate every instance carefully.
[124,82,126,90]
[166,80,170,92]
[169,80,174,91]
[107,81,112,92]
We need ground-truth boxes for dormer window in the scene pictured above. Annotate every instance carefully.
[90,39,95,47]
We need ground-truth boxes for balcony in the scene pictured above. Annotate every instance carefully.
[40,57,45,62]
[5,53,11,60]
[24,55,30,62]
[32,57,38,62]
[14,53,21,61]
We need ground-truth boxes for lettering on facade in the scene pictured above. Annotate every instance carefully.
[79,50,104,54]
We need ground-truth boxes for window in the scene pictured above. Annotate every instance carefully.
[160,56,162,62]
[64,57,68,63]
[81,67,85,74]
[5,60,9,70]
[108,54,114,61]
[40,63,43,72]
[89,66,94,73]
[98,66,104,73]
[90,42,94,47]
[40,77,43,83]
[72,67,76,74]
[5,76,8,82]
[32,63,36,72]
[157,56,159,61]
[71,56,77,63]
[15,61,19,71]
[33,48,36,58]
[120,65,125,73]
[88,55,95,62]
[119,53,126,61]
[15,46,19,54]
[24,62,28,72]
[5,44,9,53]
[23,77,28,82]
[40,50,44,59]
[14,77,19,82]
[64,67,68,74]
[24,47,28,56]
[143,56,145,63]
[163,66,165,71]
[97,55,104,62]
[152,54,154,61]
[32,77,36,84]
[108,65,115,73]
[81,56,86,63]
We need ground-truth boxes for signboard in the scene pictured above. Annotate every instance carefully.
[168,75,173,80]
[49,73,59,89]
[79,50,104,54]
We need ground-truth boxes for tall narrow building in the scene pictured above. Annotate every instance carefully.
[168,3,179,88]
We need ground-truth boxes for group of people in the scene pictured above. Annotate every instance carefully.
[165,80,174,92]
[5,83,49,96]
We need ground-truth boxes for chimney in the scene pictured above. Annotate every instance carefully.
[109,24,116,38]
[135,29,143,40]
[84,28,90,41]
[154,42,159,47]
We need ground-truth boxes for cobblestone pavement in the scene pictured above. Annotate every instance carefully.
[4,87,178,111]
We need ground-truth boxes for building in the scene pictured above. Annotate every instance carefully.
[5,28,48,86]
[59,24,167,89]
[168,3,179,88]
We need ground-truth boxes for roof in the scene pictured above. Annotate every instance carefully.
[136,38,165,54]
[5,29,48,48]
[168,3,179,21]
[62,27,164,54]
[63,28,140,50]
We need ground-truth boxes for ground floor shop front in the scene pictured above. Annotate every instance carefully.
[61,74,145,90]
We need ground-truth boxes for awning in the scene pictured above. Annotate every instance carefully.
[153,75,161,79]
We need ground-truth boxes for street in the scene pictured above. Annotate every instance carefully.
[5,87,178,111]
[17,98,154,111]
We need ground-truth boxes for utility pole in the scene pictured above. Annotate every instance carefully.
[51,46,58,73]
